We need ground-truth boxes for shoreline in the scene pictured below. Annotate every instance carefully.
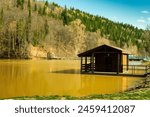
[0,57,80,60]
[1,88,150,100]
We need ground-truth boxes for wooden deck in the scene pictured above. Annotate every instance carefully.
[81,64,150,77]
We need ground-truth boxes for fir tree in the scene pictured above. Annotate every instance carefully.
[43,6,46,15]
[16,0,24,9]
[38,6,42,15]
[45,1,49,7]
[28,8,32,24]
[21,0,24,10]
[34,4,37,11]
[44,20,49,35]
[43,1,49,15]
[17,0,21,8]
[0,8,4,26]
[28,0,31,9]
[61,6,68,25]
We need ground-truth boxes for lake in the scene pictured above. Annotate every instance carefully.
[0,60,142,99]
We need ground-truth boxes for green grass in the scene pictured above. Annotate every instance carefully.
[1,88,149,100]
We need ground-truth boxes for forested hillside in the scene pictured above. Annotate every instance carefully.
[0,0,149,59]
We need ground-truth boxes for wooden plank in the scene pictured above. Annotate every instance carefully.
[85,57,87,72]
[81,72,146,77]
[81,57,83,73]
[94,52,120,54]
[90,57,92,71]
[127,54,129,70]
[117,53,120,75]
[91,53,94,73]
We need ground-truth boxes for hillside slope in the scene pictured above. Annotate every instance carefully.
[0,0,149,59]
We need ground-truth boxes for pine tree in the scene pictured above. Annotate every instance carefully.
[0,8,4,26]
[44,20,49,35]
[25,20,30,43]
[28,8,32,23]
[17,0,21,8]
[16,19,26,58]
[16,0,24,9]
[34,4,37,11]
[21,0,24,10]
[43,6,46,15]
[28,0,31,9]
[61,6,68,25]
[27,0,32,23]
[45,1,49,7]
[38,6,42,15]
[43,1,49,15]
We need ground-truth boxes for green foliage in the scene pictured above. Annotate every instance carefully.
[16,0,24,9]
[0,18,28,58]
[28,8,32,23]
[32,31,39,46]
[34,4,37,11]
[44,20,49,35]
[28,0,31,9]
[42,1,49,15]
[38,6,42,15]
[17,0,21,7]
[25,19,31,43]
[43,5,46,15]
[0,8,4,26]
[142,25,150,55]
[16,19,25,46]
[61,6,69,25]
[59,7,143,48]
[21,0,24,9]
[45,0,49,7]
[51,2,59,7]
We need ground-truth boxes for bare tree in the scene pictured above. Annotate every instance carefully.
[142,25,150,56]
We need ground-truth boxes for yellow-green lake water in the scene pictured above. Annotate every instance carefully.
[0,60,142,99]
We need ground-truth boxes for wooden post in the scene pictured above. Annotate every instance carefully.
[117,53,120,75]
[90,57,92,71]
[127,54,129,71]
[145,66,147,75]
[85,57,87,72]
[81,57,83,73]
[91,53,94,73]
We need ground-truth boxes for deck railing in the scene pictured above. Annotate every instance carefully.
[123,65,149,76]
[147,66,150,75]
[81,63,150,76]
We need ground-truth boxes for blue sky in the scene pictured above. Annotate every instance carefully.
[48,0,150,29]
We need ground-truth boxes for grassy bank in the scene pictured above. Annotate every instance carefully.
[5,88,148,100]
[0,87,146,100]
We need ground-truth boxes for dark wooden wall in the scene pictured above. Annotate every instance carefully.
[95,53,122,72]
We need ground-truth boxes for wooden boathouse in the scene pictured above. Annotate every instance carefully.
[78,44,150,77]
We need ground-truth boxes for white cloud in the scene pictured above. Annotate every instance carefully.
[141,10,149,14]
[147,18,150,23]
[137,19,145,23]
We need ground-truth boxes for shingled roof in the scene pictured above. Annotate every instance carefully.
[78,44,129,57]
